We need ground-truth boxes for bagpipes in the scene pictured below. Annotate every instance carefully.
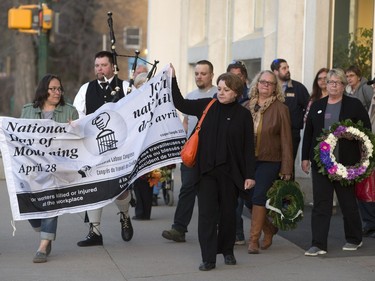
[106,12,159,100]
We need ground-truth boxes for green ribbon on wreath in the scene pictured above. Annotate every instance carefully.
[266,180,304,231]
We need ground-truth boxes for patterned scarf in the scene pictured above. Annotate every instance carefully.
[249,95,277,156]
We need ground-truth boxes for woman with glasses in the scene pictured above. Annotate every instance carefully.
[304,68,329,123]
[246,70,293,254]
[21,74,78,263]
[302,68,370,256]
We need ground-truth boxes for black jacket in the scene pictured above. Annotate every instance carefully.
[172,78,255,194]
[302,95,371,169]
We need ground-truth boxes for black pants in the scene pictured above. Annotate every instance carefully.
[172,164,199,233]
[134,178,153,219]
[311,167,362,251]
[197,167,238,263]
[291,129,301,180]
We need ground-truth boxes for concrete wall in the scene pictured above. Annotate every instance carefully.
[147,0,335,94]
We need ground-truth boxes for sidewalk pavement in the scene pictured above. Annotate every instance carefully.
[0,164,374,281]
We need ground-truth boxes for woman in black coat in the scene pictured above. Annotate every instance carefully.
[171,65,256,271]
[302,68,371,256]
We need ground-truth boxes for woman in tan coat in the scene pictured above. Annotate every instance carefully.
[246,70,293,254]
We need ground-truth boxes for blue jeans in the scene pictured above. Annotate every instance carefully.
[29,217,58,240]
[172,164,199,233]
[252,161,281,206]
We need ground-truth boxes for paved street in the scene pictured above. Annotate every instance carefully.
[0,165,374,281]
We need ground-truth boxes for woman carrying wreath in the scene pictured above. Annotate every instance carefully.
[302,68,371,256]
[247,70,294,254]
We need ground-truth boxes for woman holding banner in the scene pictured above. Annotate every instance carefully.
[170,64,256,271]
[21,74,78,263]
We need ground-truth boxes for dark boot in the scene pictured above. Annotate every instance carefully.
[248,205,266,254]
[77,223,103,247]
[119,212,133,241]
[261,217,278,250]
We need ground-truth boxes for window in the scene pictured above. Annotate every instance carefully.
[124,27,141,49]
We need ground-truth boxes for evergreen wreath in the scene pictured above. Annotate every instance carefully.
[314,119,375,186]
[266,180,304,231]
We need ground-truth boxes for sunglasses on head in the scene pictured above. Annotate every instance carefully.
[230,60,245,67]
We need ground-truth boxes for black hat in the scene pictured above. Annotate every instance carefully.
[367,78,375,85]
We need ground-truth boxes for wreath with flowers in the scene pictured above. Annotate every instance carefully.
[314,119,375,186]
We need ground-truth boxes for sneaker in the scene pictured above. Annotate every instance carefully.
[235,239,246,245]
[33,251,47,263]
[162,228,186,242]
[342,241,362,251]
[304,246,327,256]
[77,224,103,247]
[119,212,133,242]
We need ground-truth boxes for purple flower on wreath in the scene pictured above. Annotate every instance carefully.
[320,141,330,152]
[328,165,338,174]
[346,168,357,179]
[320,151,332,166]
[333,126,347,137]
[358,166,367,174]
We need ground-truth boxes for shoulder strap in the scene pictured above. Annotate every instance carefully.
[196,98,216,131]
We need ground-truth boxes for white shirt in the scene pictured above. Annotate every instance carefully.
[73,78,130,119]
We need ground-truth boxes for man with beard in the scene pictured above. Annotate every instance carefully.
[271,59,309,170]
[73,51,133,246]
[162,60,217,242]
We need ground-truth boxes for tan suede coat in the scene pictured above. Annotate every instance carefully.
[254,100,293,175]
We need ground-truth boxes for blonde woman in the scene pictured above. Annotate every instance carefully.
[246,70,293,254]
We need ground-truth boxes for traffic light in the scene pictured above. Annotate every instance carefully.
[8,8,33,29]
[41,5,52,30]
[7,4,53,33]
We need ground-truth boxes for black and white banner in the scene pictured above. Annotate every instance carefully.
[0,65,186,220]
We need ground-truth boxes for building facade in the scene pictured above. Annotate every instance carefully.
[148,0,374,94]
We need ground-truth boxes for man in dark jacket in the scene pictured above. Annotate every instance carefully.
[271,58,310,174]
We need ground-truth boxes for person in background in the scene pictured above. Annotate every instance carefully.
[21,74,79,263]
[271,58,310,176]
[302,68,370,256]
[73,51,133,246]
[162,60,217,242]
[304,68,329,122]
[345,65,373,111]
[171,64,256,271]
[358,77,375,239]
[226,60,250,245]
[246,70,293,254]
[132,72,154,220]
[226,60,250,106]
[134,64,148,79]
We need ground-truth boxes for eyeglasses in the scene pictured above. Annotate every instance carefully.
[48,87,63,93]
[258,80,276,87]
[327,80,343,86]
